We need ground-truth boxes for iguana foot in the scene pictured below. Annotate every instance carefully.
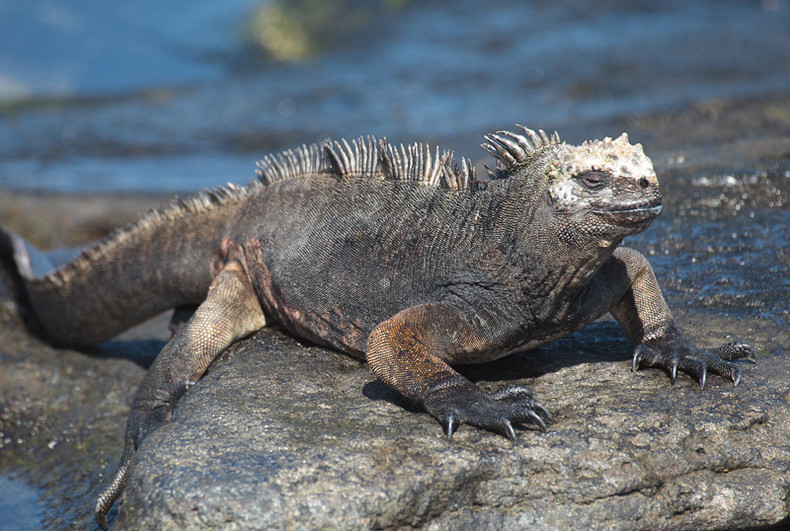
[632,336,757,389]
[424,384,553,441]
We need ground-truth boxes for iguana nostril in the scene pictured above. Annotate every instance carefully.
[638,177,650,189]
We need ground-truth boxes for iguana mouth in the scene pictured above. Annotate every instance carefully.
[592,202,662,224]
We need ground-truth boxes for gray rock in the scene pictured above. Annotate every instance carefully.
[115,316,788,530]
[0,262,147,529]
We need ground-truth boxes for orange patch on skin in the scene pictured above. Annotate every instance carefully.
[212,239,250,281]
[366,315,461,400]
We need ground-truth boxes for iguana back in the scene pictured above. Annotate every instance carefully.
[2,137,483,348]
[235,139,522,356]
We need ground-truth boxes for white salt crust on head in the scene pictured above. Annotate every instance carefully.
[547,133,657,184]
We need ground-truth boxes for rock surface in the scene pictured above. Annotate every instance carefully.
[120,320,789,531]
[1,95,789,530]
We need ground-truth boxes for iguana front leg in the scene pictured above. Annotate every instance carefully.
[601,247,756,387]
[94,241,267,529]
[366,303,552,441]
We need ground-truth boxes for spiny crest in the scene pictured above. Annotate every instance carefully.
[380,140,475,190]
[255,136,475,190]
[32,184,253,289]
[327,136,382,177]
[481,125,561,171]
[255,143,327,185]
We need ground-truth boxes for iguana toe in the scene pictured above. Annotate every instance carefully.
[678,356,708,389]
[712,341,757,363]
[632,336,756,388]
[488,385,535,402]
[425,384,552,440]
[488,385,552,428]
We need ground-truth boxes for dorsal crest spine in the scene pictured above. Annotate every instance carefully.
[481,125,560,171]
[28,184,252,289]
[255,136,476,190]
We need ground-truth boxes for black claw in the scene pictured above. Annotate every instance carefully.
[96,512,108,531]
[534,402,553,423]
[738,344,759,363]
[504,421,517,442]
[732,366,742,386]
[699,366,707,390]
[443,413,459,441]
[528,410,547,431]
[632,347,643,372]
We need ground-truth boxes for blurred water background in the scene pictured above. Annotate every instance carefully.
[0,0,788,193]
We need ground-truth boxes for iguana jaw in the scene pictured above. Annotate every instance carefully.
[591,200,662,226]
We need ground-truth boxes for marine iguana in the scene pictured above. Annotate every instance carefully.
[0,127,756,529]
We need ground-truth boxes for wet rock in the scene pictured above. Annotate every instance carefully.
[0,263,148,529]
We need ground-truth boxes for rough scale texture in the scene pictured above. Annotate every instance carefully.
[0,127,757,528]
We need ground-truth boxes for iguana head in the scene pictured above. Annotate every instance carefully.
[483,126,662,247]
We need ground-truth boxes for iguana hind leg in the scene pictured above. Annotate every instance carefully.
[94,241,266,529]
[366,303,551,441]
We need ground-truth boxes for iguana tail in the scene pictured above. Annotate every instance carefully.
[0,185,253,346]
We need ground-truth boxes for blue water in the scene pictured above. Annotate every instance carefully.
[0,474,44,531]
[0,1,257,97]
[0,0,788,192]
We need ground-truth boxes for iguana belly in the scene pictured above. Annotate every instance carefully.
[243,237,377,358]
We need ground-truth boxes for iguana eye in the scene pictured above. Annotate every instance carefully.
[574,170,609,190]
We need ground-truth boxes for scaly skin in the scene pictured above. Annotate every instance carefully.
[0,128,756,529]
